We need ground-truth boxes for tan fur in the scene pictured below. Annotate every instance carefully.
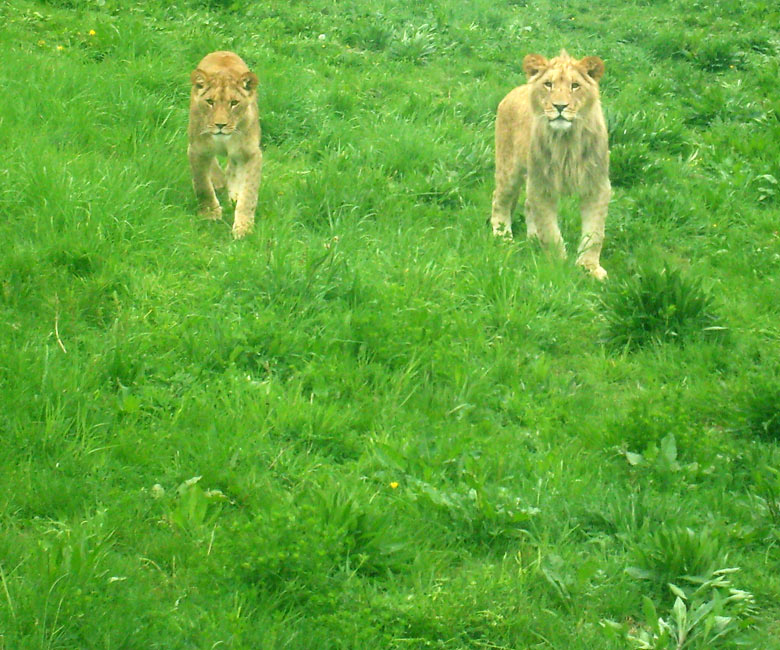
[491,50,611,280]
[188,51,263,239]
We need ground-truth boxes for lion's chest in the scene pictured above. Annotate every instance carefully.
[529,130,599,197]
[208,134,234,156]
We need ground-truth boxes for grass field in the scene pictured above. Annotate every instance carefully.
[1,0,780,647]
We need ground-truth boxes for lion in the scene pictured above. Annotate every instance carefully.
[490,49,611,280]
[188,51,263,239]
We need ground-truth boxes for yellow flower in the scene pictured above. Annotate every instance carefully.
[389,481,399,489]
[57,45,64,51]
[89,29,96,36]
[38,40,46,46]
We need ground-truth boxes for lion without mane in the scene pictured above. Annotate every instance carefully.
[188,51,263,239]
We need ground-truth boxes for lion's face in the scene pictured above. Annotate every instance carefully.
[523,51,604,133]
[190,69,258,137]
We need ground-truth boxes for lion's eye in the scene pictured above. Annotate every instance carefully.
[230,100,239,107]
[544,81,553,89]
[571,82,580,90]
[205,99,215,106]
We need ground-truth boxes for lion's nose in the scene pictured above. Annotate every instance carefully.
[215,122,227,130]
[553,103,568,114]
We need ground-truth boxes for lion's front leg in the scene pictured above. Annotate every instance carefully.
[491,140,525,239]
[210,159,226,191]
[225,160,239,204]
[491,165,524,239]
[231,148,263,240]
[577,182,610,281]
[525,187,565,258]
[189,148,222,220]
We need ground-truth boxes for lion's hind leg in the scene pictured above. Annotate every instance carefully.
[189,148,223,221]
[231,148,263,240]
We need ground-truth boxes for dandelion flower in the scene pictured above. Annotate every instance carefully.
[57,45,64,51]
[89,29,96,36]
[389,481,399,489]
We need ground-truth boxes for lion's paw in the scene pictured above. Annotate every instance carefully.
[582,264,608,281]
[492,224,513,239]
[232,218,254,240]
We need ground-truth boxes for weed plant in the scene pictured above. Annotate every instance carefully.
[1,0,780,648]
[627,525,727,600]
[606,568,757,650]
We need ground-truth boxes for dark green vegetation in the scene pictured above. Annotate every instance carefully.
[1,0,779,647]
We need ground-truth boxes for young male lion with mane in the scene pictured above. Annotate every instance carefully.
[491,49,610,280]
[188,51,263,239]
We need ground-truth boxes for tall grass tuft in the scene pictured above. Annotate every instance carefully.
[739,372,780,442]
[627,525,727,599]
[602,265,722,350]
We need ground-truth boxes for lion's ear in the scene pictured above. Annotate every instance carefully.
[241,72,259,93]
[191,68,209,89]
[578,56,605,82]
[523,54,549,79]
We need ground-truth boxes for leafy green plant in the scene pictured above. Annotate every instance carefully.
[165,476,228,536]
[35,510,114,588]
[408,475,541,548]
[612,390,693,453]
[389,24,440,63]
[602,265,723,350]
[753,173,778,204]
[627,525,726,598]
[606,569,755,649]
[538,552,603,611]
[623,433,686,476]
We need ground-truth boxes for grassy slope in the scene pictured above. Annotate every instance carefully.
[1,0,779,647]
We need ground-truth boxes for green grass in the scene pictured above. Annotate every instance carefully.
[1,0,780,647]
